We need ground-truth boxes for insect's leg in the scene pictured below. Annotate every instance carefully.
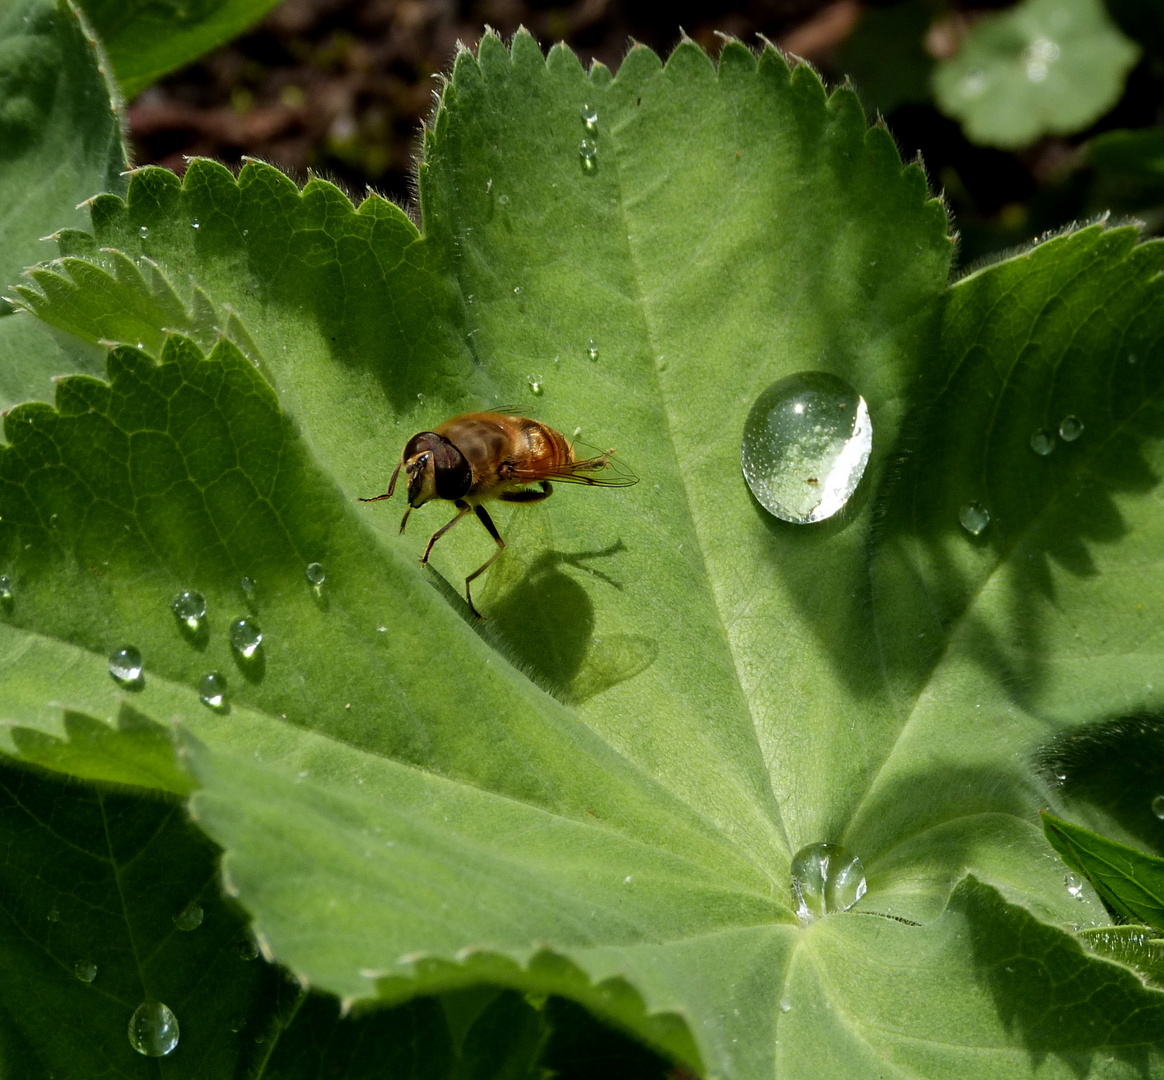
[399,505,412,534]
[420,500,470,565]
[465,504,506,618]
[358,462,402,503]
[499,481,553,504]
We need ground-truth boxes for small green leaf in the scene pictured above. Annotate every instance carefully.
[0,0,126,412]
[1078,926,1164,988]
[1044,811,1164,931]
[933,0,1140,148]
[76,0,286,98]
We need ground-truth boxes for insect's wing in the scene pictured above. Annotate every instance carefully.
[511,453,639,487]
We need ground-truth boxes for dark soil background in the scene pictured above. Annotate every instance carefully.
[127,0,1164,268]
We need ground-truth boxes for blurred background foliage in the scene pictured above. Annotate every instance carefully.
[113,0,1164,271]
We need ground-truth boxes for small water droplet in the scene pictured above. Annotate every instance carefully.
[466,293,475,305]
[108,646,143,686]
[128,1001,179,1057]
[236,934,259,961]
[1053,768,1068,782]
[1059,415,1084,442]
[47,906,60,922]
[229,1013,246,1033]
[229,618,262,659]
[74,959,97,983]
[959,502,990,536]
[790,842,866,923]
[1151,794,1164,819]
[305,562,326,587]
[623,875,633,884]
[579,102,598,132]
[513,285,523,296]
[190,220,200,230]
[586,338,599,361]
[170,589,206,630]
[48,513,58,529]
[138,225,149,238]
[240,576,255,596]
[578,138,597,173]
[526,374,545,396]
[416,392,425,402]
[0,575,11,602]
[1065,872,1084,899]
[174,901,204,931]
[741,372,872,524]
[1029,429,1055,456]
[779,996,792,1013]
[497,193,509,205]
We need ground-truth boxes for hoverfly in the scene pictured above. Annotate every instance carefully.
[360,412,637,617]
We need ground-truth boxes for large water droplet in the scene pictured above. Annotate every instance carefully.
[1151,794,1164,819]
[170,589,206,630]
[128,1001,179,1057]
[305,562,326,587]
[790,842,866,923]
[108,646,143,686]
[199,671,226,709]
[741,372,872,524]
[1064,871,1084,899]
[526,374,545,396]
[174,901,204,931]
[0,575,11,602]
[585,338,599,361]
[229,618,262,659]
[1029,429,1055,456]
[579,102,598,133]
[74,959,97,983]
[578,138,597,173]
[1059,415,1084,442]
[959,502,990,536]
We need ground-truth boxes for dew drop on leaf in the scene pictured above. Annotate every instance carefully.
[526,374,545,396]
[779,996,792,1013]
[240,576,256,597]
[170,589,206,630]
[586,338,599,361]
[174,901,204,931]
[0,575,11,602]
[513,285,523,297]
[497,193,509,206]
[790,842,867,924]
[305,562,326,587]
[1151,794,1164,819]
[740,372,872,524]
[236,934,259,961]
[229,618,263,659]
[74,960,97,983]
[128,1001,179,1057]
[1064,872,1084,899]
[138,225,148,238]
[579,138,597,173]
[108,646,143,686]
[579,102,598,132]
[1029,429,1055,456]
[1059,414,1084,442]
[959,502,990,536]
[47,906,60,922]
[190,220,200,230]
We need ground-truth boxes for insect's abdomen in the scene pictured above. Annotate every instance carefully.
[434,413,573,496]
[506,417,573,473]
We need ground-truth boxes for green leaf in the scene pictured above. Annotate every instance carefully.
[933,0,1140,148]
[0,0,126,412]
[5,32,1164,1077]
[75,0,286,98]
[1044,812,1164,930]
[0,756,287,1078]
[1078,926,1164,988]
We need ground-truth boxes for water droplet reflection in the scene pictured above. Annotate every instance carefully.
[790,842,866,923]
[959,502,990,536]
[128,1001,179,1057]
[174,901,204,931]
[108,646,143,686]
[740,372,872,524]
[170,589,206,630]
[229,618,262,659]
[1029,429,1055,456]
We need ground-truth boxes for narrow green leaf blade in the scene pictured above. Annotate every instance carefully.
[1044,811,1164,931]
